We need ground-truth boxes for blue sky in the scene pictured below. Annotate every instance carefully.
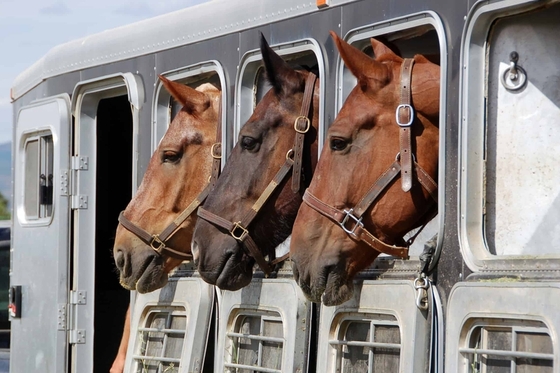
[0,0,210,144]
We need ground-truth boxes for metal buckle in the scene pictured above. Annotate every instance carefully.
[211,143,222,159]
[230,222,249,241]
[150,235,166,254]
[340,209,364,236]
[395,104,414,127]
[294,116,310,133]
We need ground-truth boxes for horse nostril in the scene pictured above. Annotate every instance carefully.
[191,240,199,261]
[114,249,130,277]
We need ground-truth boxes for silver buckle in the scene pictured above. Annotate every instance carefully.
[396,104,414,127]
[340,209,364,236]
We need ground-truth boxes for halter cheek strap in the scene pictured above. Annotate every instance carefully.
[197,72,317,275]
[118,100,223,261]
[303,58,438,259]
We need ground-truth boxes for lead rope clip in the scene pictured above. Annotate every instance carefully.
[414,274,429,311]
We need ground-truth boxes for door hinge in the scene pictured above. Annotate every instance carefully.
[71,195,88,209]
[70,290,87,305]
[57,303,67,330]
[71,155,89,171]
[69,329,86,344]
[60,170,70,196]
[68,290,87,344]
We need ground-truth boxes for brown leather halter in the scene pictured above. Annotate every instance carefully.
[303,59,437,259]
[117,104,223,261]
[197,72,317,275]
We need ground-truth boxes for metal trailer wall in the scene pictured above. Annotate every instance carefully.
[10,0,560,372]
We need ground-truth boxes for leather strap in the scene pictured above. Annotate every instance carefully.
[118,96,223,261]
[292,73,316,193]
[303,190,409,258]
[397,58,415,192]
[197,72,317,275]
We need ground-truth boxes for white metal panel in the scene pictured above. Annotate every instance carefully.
[125,267,215,373]
[215,274,312,372]
[10,95,71,372]
[446,282,560,372]
[316,280,430,373]
[485,6,560,256]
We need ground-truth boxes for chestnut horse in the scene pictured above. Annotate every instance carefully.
[290,32,439,306]
[113,76,221,293]
[192,35,319,290]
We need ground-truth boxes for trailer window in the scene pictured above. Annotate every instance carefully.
[133,307,187,373]
[461,320,553,373]
[460,1,560,270]
[340,18,444,260]
[154,65,224,153]
[23,134,53,220]
[236,40,324,146]
[330,315,401,373]
[225,311,284,373]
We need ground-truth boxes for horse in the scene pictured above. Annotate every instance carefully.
[191,35,319,290]
[290,31,439,306]
[112,76,221,293]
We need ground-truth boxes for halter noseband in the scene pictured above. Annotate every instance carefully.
[117,103,223,261]
[303,59,437,259]
[197,72,317,275]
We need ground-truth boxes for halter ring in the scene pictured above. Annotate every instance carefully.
[230,222,249,241]
[286,149,294,161]
[211,143,222,159]
[294,116,311,133]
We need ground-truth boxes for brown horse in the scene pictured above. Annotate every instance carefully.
[290,32,439,306]
[192,35,319,290]
[113,76,221,293]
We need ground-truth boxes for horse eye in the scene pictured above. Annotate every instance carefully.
[241,136,259,151]
[330,137,348,151]
[162,150,181,164]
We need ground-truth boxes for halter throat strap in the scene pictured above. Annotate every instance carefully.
[396,58,415,192]
[118,100,223,261]
[197,72,317,275]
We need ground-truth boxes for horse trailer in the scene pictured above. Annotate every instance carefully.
[8,0,560,372]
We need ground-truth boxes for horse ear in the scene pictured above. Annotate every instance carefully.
[159,75,210,115]
[330,31,388,87]
[370,38,401,61]
[260,33,301,95]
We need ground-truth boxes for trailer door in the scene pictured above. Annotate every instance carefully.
[10,95,71,372]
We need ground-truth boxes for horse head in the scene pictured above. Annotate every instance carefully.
[113,76,220,293]
[192,35,319,290]
[290,32,439,305]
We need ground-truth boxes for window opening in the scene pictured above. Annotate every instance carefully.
[460,320,553,373]
[330,314,401,373]
[133,307,187,373]
[24,134,53,219]
[225,312,284,373]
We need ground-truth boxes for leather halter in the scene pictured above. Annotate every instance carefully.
[117,102,223,261]
[197,72,317,275]
[303,59,437,259]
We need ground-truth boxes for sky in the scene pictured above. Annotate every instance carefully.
[0,0,210,144]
